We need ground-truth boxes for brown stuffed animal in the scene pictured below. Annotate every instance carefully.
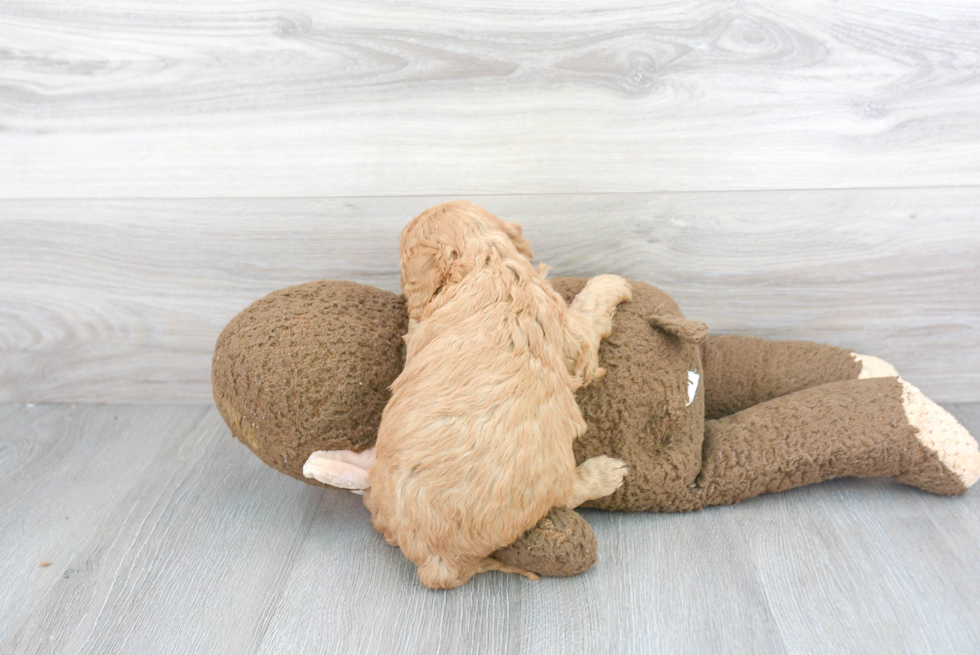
[212,278,980,577]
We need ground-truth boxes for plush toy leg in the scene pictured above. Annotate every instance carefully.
[701,335,872,419]
[695,377,980,508]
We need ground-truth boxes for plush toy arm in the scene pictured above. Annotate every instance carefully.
[493,507,598,577]
[302,448,374,494]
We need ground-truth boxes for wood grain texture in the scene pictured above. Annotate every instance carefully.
[2,403,980,654]
[732,425,980,653]
[255,497,785,655]
[0,405,211,643]
[2,0,980,197]
[2,407,324,655]
[2,189,977,403]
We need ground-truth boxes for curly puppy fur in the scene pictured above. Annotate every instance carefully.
[365,201,631,589]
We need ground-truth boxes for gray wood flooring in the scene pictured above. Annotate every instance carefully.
[2,402,979,654]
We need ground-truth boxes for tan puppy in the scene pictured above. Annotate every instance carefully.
[365,201,631,589]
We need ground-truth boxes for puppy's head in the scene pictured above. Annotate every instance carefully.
[400,201,533,319]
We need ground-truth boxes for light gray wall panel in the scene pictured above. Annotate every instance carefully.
[1,189,977,403]
[2,0,979,197]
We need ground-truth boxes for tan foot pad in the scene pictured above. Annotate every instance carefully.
[853,353,899,379]
[902,380,980,489]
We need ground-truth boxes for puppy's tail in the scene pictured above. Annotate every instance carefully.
[417,555,540,589]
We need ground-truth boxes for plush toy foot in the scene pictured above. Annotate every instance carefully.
[302,448,374,493]
[566,456,628,508]
[853,353,900,379]
[900,380,980,490]
[811,354,978,490]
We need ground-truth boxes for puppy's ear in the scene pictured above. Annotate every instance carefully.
[401,243,458,318]
[504,222,533,261]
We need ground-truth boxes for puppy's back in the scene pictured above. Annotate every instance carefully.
[369,291,583,587]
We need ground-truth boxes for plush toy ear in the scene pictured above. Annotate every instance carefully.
[303,448,374,494]
[647,310,708,344]
[503,221,533,261]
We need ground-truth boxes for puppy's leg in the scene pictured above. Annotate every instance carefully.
[416,555,540,589]
[361,491,400,547]
[565,456,628,508]
[474,558,541,581]
[565,275,632,385]
[569,274,632,342]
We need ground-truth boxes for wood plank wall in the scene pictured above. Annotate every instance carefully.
[1,1,978,402]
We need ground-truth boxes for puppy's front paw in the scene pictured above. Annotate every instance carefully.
[588,274,633,307]
[611,275,633,305]
[590,455,628,496]
[572,455,628,505]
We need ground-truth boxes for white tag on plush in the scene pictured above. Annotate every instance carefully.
[686,370,700,406]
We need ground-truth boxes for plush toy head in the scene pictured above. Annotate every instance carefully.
[212,280,407,480]
[212,276,706,575]
[212,277,707,508]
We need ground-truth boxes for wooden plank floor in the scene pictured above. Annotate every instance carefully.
[2,403,979,654]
